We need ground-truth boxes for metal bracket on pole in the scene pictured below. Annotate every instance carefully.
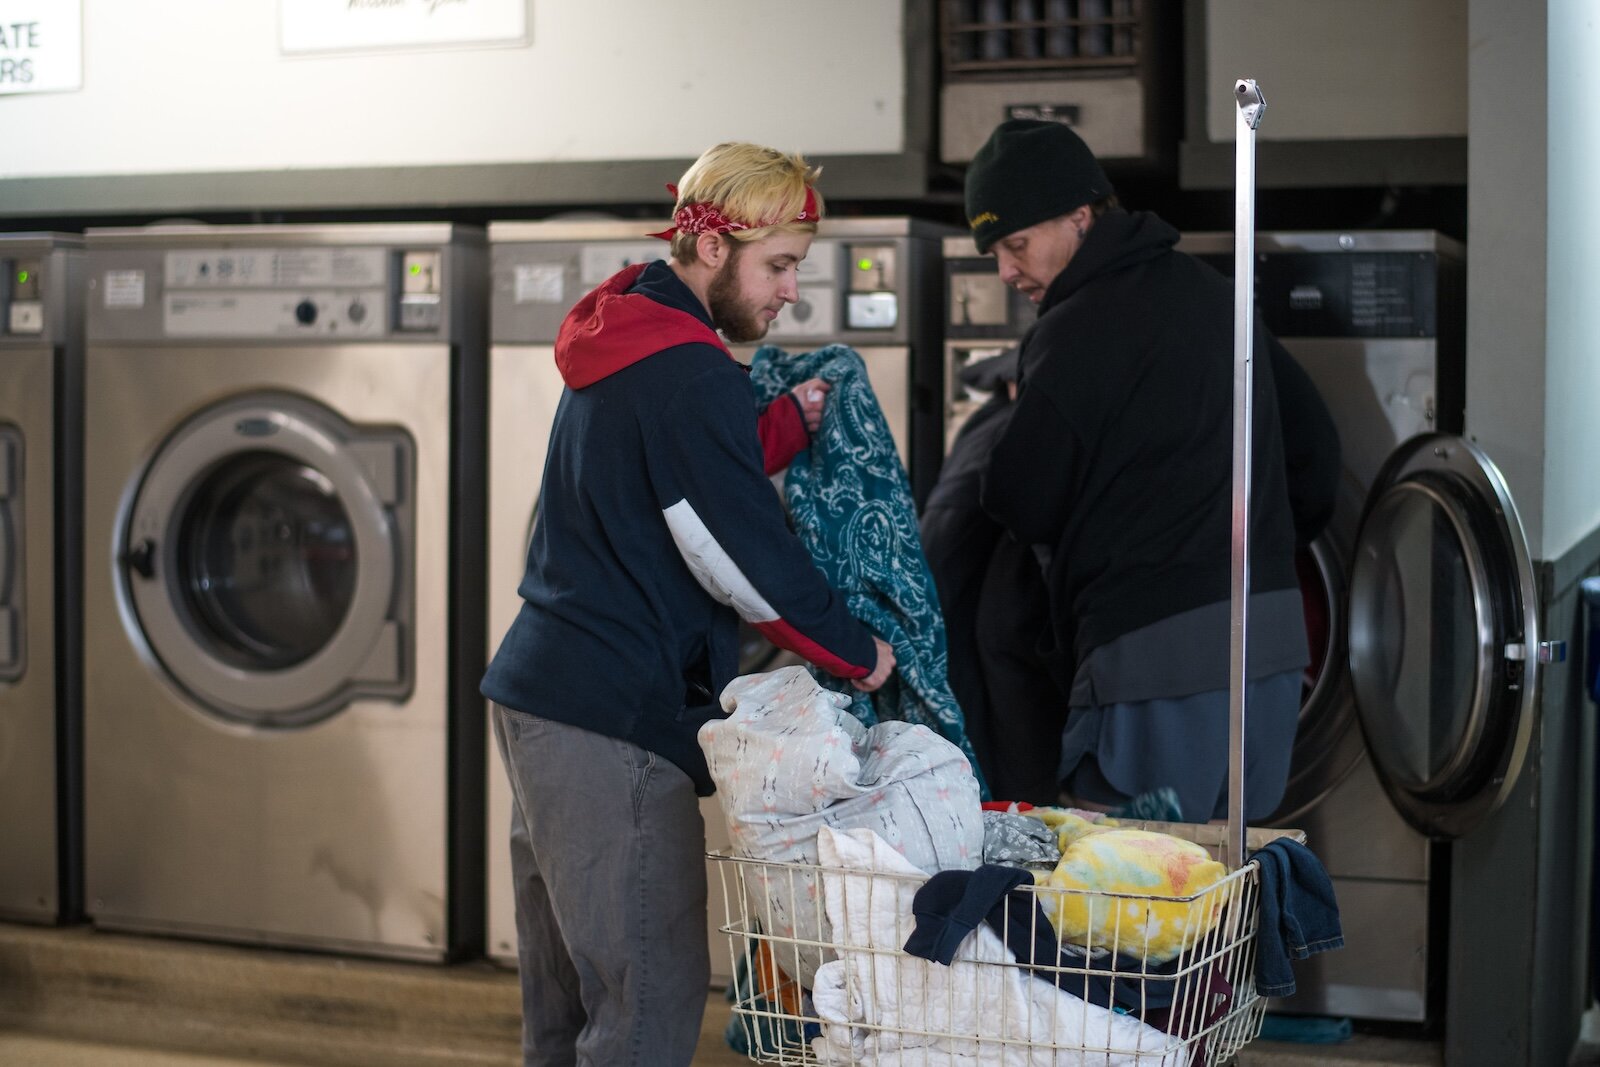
[1227,78,1265,871]
[1235,79,1267,130]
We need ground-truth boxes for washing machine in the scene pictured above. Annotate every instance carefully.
[949,229,1550,1024]
[484,220,738,977]
[1179,230,1552,1025]
[0,234,84,925]
[82,224,486,961]
[483,218,952,976]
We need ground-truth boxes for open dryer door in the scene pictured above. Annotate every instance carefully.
[1348,433,1543,839]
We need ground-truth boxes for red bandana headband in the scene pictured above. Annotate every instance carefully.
[647,182,820,241]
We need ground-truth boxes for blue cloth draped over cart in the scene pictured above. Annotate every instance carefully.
[750,344,988,798]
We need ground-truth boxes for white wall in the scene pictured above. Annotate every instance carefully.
[1542,0,1600,561]
[1468,0,1600,563]
[1466,0,1548,555]
[1,0,905,179]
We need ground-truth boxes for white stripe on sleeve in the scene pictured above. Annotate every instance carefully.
[662,498,779,624]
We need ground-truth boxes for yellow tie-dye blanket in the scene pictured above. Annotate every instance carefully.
[1027,810,1228,965]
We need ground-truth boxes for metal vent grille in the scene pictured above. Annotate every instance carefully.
[941,0,1141,77]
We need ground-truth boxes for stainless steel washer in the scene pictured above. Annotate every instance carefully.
[83,225,486,961]
[1180,231,1547,1025]
[0,234,84,925]
[483,218,953,977]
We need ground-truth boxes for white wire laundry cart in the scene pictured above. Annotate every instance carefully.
[709,820,1302,1067]
[706,77,1293,1067]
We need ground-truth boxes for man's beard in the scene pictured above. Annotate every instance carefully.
[707,248,768,344]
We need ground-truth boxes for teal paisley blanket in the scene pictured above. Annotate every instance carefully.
[750,344,989,798]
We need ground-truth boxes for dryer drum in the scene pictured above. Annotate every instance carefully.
[174,450,358,672]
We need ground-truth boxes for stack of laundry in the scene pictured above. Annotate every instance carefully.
[702,667,1342,1065]
[809,824,1190,1066]
[700,666,984,986]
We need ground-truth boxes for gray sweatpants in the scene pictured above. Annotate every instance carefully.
[492,705,710,1067]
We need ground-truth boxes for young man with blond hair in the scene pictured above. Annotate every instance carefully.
[482,141,894,1067]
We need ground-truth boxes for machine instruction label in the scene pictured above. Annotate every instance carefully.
[102,270,146,309]
[513,264,564,305]
[165,248,386,289]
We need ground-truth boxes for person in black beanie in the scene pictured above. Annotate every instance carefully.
[965,118,1340,821]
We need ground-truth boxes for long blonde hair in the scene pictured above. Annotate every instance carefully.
[670,142,824,264]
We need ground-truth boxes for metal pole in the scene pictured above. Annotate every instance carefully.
[1229,79,1266,870]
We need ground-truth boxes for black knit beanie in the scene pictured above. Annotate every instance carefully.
[964,119,1114,254]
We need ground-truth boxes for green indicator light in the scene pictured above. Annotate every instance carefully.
[857,258,873,271]
[409,264,422,275]
[16,270,28,284]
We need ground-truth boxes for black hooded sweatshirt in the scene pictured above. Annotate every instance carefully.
[980,210,1338,669]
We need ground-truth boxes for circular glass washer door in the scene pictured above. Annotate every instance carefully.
[1348,433,1540,839]
[121,394,414,727]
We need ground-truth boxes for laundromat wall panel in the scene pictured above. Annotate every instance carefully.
[1541,0,1600,563]
[1202,0,1466,144]
[0,0,905,181]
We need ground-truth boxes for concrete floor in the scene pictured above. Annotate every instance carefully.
[0,921,1450,1066]
[0,1000,748,1067]
[0,1019,1446,1067]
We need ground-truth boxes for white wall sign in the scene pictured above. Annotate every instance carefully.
[280,0,527,55]
[0,0,82,96]
[0,0,902,179]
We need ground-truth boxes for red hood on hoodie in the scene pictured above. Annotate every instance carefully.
[554,262,731,389]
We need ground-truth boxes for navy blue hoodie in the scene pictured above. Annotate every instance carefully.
[481,260,877,794]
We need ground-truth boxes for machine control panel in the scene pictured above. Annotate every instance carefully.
[94,246,464,338]
[848,244,898,292]
[164,288,389,338]
[1175,233,1459,341]
[767,239,909,338]
[579,243,661,286]
[494,233,923,347]
[2,259,45,335]
[841,243,897,331]
[769,238,841,340]
[1251,252,1442,339]
[398,250,443,332]
[87,230,481,349]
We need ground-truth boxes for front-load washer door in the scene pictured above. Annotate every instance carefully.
[120,393,413,727]
[0,425,22,682]
[1348,433,1541,839]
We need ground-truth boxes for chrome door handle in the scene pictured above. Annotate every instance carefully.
[1504,641,1567,664]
